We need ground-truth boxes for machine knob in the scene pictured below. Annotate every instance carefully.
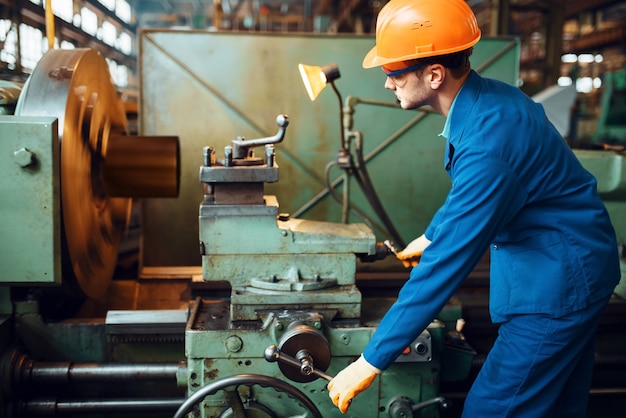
[264,345,333,382]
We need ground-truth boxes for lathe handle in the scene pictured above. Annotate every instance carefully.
[264,344,333,382]
[231,114,289,159]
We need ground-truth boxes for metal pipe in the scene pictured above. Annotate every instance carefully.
[23,362,181,384]
[9,350,185,388]
[292,100,430,219]
[20,398,185,415]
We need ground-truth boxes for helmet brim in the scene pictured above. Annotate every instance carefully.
[362,32,481,69]
[362,45,385,69]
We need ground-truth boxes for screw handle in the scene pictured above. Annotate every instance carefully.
[264,345,333,381]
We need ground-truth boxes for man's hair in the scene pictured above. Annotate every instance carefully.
[407,47,473,79]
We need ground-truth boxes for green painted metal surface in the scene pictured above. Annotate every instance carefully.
[594,69,626,145]
[185,298,447,417]
[574,151,626,245]
[0,116,60,285]
[139,30,520,267]
[575,149,626,297]
[574,150,626,200]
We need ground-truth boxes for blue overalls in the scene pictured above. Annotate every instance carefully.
[363,70,620,416]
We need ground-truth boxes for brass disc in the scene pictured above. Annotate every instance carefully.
[16,49,130,298]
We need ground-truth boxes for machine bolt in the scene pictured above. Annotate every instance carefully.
[274,321,284,331]
[203,146,214,166]
[225,336,243,353]
[265,144,275,167]
[224,145,233,167]
[13,147,34,167]
[340,334,351,345]
[313,321,322,329]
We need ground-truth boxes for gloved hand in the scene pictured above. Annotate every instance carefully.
[328,355,381,414]
[396,234,432,267]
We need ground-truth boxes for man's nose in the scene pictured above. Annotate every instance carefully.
[384,77,395,90]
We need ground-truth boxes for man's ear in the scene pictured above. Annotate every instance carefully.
[429,64,446,90]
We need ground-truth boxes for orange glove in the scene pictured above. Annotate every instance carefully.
[328,355,381,414]
[396,234,432,268]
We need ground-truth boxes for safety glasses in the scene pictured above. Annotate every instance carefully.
[382,62,429,87]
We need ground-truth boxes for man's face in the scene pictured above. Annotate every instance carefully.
[384,66,431,110]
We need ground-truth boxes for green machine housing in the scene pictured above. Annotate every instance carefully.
[185,114,471,417]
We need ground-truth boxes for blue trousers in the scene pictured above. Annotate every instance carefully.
[462,295,611,417]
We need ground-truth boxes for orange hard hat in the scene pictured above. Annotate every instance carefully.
[363,0,481,69]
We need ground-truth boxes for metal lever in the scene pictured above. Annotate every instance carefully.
[264,345,333,382]
[232,114,290,159]
[388,395,448,417]
[383,240,400,256]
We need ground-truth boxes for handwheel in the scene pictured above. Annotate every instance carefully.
[173,374,322,418]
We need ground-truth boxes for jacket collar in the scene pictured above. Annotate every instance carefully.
[447,70,482,147]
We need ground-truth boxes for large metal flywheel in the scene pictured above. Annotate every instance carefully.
[15,49,179,298]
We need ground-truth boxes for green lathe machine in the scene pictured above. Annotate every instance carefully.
[181,112,464,417]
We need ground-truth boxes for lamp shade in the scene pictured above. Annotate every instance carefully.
[298,63,341,101]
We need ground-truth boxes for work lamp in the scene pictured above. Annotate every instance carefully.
[298,63,341,101]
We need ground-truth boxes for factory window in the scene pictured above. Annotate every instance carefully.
[118,31,132,55]
[0,19,16,69]
[593,77,602,89]
[19,24,44,71]
[51,0,74,23]
[60,40,75,50]
[107,58,128,87]
[561,54,578,63]
[578,54,595,64]
[81,7,98,36]
[558,77,573,87]
[576,77,594,94]
[101,20,116,46]
[561,53,604,64]
[116,0,131,24]
[99,0,115,11]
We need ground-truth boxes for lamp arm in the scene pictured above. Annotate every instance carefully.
[329,81,347,150]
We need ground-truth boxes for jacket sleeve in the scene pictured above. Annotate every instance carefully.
[363,147,527,370]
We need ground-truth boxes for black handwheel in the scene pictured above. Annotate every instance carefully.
[173,373,323,418]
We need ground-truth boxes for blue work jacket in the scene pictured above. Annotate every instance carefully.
[364,70,620,370]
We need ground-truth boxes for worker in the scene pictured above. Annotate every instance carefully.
[327,0,621,416]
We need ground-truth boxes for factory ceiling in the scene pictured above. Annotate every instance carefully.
[130,0,626,32]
